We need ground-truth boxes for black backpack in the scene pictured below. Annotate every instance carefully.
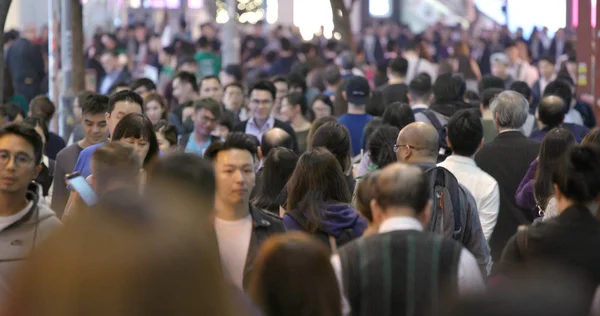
[286,209,355,251]
[424,166,463,241]
[423,109,452,163]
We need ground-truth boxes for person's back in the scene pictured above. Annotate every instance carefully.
[337,113,373,157]
[5,37,44,101]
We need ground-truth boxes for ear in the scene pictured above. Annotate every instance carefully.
[407,93,412,104]
[417,200,432,226]
[34,164,42,179]
[479,138,484,149]
[342,91,348,102]
[258,146,264,161]
[105,112,110,122]
[370,199,384,225]
[479,103,484,114]
[445,135,452,149]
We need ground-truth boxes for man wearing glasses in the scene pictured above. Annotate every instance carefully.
[180,98,223,157]
[0,123,61,308]
[232,81,298,153]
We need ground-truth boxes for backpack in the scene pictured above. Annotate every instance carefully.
[286,209,355,252]
[424,167,463,241]
[423,109,452,163]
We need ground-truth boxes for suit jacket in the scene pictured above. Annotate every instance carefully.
[475,131,540,261]
[5,38,45,101]
[232,119,299,153]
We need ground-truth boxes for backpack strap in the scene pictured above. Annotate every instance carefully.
[423,110,443,131]
[515,225,529,259]
[429,167,462,240]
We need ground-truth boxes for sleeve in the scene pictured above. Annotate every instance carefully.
[479,181,500,241]
[461,187,492,273]
[496,234,525,276]
[515,159,538,214]
[330,254,351,316]
[458,248,486,296]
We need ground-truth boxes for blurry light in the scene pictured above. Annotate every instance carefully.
[238,3,245,10]
[324,32,332,39]
[130,0,141,8]
[239,13,248,23]
[247,3,255,10]
[266,0,277,23]
[333,32,341,40]
[216,9,229,24]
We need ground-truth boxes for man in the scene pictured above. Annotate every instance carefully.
[0,123,61,308]
[130,78,157,97]
[180,98,222,156]
[72,90,144,178]
[171,71,200,134]
[331,163,484,316]
[51,94,109,215]
[337,76,373,157]
[474,91,540,261]
[219,64,243,87]
[194,36,221,79]
[232,81,298,153]
[222,83,248,124]
[260,128,293,161]
[530,95,589,143]
[336,51,364,80]
[269,38,297,76]
[99,50,131,95]
[396,122,490,271]
[28,96,66,160]
[408,73,433,113]
[4,31,45,102]
[199,75,223,102]
[504,41,538,87]
[549,28,567,63]
[543,79,584,127]
[531,56,556,108]
[558,75,597,129]
[272,76,289,111]
[323,65,343,100]
[439,109,500,242]
[508,81,538,137]
[490,53,514,89]
[403,39,437,83]
[205,133,285,290]
[377,56,409,106]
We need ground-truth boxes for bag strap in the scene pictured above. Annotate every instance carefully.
[423,110,443,131]
[515,225,529,259]
[436,168,462,239]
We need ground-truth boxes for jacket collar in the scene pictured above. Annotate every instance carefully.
[249,204,272,228]
[557,204,599,224]
[495,130,525,140]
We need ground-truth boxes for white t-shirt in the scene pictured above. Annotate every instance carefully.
[0,201,33,232]
[214,215,253,290]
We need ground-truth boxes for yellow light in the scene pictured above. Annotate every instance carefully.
[216,10,230,24]
[239,13,248,23]
[238,3,245,10]
[334,32,341,40]
[247,3,255,10]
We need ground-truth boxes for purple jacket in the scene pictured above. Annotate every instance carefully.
[283,203,367,238]
[515,159,539,218]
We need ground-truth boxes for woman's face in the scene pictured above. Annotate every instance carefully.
[120,137,150,165]
[145,100,164,125]
[312,100,332,119]
[155,131,173,153]
[279,98,295,122]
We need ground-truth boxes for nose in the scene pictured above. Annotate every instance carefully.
[233,169,244,183]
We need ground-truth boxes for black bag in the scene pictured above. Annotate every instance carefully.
[286,209,355,251]
[424,167,462,241]
[423,109,452,163]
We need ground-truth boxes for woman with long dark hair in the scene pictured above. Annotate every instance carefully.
[112,112,160,169]
[252,148,298,214]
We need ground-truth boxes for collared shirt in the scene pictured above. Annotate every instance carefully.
[245,116,275,143]
[411,103,429,111]
[564,108,584,126]
[331,216,485,315]
[99,71,121,95]
[439,155,500,241]
[185,133,212,156]
[539,75,556,95]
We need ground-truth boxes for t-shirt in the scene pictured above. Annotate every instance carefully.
[194,51,221,78]
[72,142,104,178]
[378,83,409,105]
[338,113,373,157]
[51,143,84,215]
[0,201,33,232]
[215,215,253,290]
[184,134,212,156]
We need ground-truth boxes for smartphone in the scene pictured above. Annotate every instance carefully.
[65,172,98,206]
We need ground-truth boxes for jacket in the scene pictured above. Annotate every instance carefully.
[529,124,590,143]
[232,119,299,153]
[283,203,367,241]
[5,38,45,101]
[0,183,62,308]
[243,204,286,289]
[515,159,539,218]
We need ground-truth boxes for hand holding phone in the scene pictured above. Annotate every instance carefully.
[65,172,98,206]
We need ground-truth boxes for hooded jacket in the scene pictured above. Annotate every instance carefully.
[0,183,62,308]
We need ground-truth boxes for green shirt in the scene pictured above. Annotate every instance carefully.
[194,51,221,79]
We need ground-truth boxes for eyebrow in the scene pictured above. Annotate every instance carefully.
[0,149,33,158]
[221,163,253,168]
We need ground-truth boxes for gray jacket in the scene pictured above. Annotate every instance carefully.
[0,183,62,308]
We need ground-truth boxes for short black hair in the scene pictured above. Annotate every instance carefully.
[382,102,415,130]
[109,82,130,95]
[223,64,243,82]
[433,73,466,103]
[154,120,178,147]
[323,65,342,85]
[23,116,49,145]
[482,88,504,109]
[388,56,409,77]
[543,80,572,109]
[0,123,44,164]
[271,76,288,86]
[107,90,144,114]
[287,73,307,94]
[151,152,216,202]
[193,98,222,118]
[205,132,260,161]
[1,102,25,122]
[248,81,276,101]
[409,73,433,101]
[538,96,567,127]
[199,75,221,90]
[538,56,556,65]
[224,82,244,94]
[216,113,233,131]
[176,57,197,70]
[509,81,532,101]
[174,71,199,92]
[130,78,156,92]
[280,37,293,51]
[447,109,483,157]
[478,75,505,96]
[82,93,109,116]
[197,36,211,49]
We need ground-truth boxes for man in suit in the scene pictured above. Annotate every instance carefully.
[232,81,298,153]
[5,32,45,102]
[475,91,540,261]
[99,50,131,95]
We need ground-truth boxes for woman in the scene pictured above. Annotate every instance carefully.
[154,120,178,154]
[367,125,400,171]
[515,128,576,219]
[452,41,482,92]
[280,92,312,153]
[284,148,367,249]
[311,95,334,120]
[144,92,168,125]
[306,116,337,150]
[112,113,160,169]
[382,102,415,131]
[248,232,342,316]
[500,145,600,304]
[252,148,298,214]
[312,121,356,194]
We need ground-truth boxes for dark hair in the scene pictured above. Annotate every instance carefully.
[130,78,157,93]
[582,129,600,147]
[534,128,576,210]
[538,96,567,127]
[433,73,466,103]
[248,81,276,101]
[287,73,307,95]
[368,125,399,168]
[362,118,383,151]
[509,81,532,101]
[82,94,109,116]
[176,57,197,70]
[283,92,308,116]
[286,148,351,232]
[280,37,293,51]
[323,65,342,85]
[223,82,244,95]
[388,56,409,77]
[109,82,131,95]
[193,98,222,118]
[464,90,480,108]
[112,113,159,167]
[478,75,505,95]
[22,116,49,147]
[0,123,44,164]
[216,113,233,131]
[252,148,298,214]
[271,76,288,86]
[29,96,55,124]
[543,80,572,108]
[382,102,415,130]
[355,171,380,222]
[311,122,352,172]
[447,109,483,156]
[482,88,504,109]
[223,64,243,82]
[1,102,25,122]
[552,144,600,204]
[199,75,221,90]
[539,56,556,65]
[92,142,142,193]
[311,95,334,113]
[409,73,433,101]
[154,120,178,147]
[174,71,199,92]
[108,90,144,114]
[261,128,293,158]
[197,36,211,49]
[248,232,342,316]
[205,132,260,162]
[76,91,93,108]
[307,116,337,150]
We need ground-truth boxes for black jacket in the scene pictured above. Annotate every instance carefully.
[5,38,45,101]
[243,204,286,289]
[232,119,299,153]
[475,131,540,261]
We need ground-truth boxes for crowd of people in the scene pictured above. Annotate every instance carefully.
[1,16,600,316]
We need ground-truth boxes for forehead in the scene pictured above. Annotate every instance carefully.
[113,101,142,114]
[250,89,273,100]
[202,78,221,87]
[225,85,243,93]
[197,108,215,117]
[274,81,288,89]
[83,113,107,121]
[0,134,35,155]
[214,149,254,166]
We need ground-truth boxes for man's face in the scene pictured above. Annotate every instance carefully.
[223,86,244,112]
[273,81,288,107]
[491,62,507,79]
[0,135,41,193]
[505,47,519,63]
[539,60,555,79]
[82,113,108,145]
[134,86,154,98]
[219,71,236,87]
[214,149,255,206]
[248,89,274,121]
[194,108,217,137]
[200,78,223,102]
[100,54,117,73]
[172,78,193,104]
[106,101,143,136]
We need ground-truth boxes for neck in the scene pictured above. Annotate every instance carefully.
[404,51,417,57]
[388,75,405,85]
[194,131,210,144]
[0,192,28,217]
[410,157,437,165]
[557,199,575,215]
[253,116,269,128]
[347,103,366,115]
[291,114,309,130]
[78,138,100,148]
[215,199,250,221]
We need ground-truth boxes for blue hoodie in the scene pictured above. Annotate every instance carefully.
[283,203,367,238]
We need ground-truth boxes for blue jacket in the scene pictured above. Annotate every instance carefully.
[283,203,367,239]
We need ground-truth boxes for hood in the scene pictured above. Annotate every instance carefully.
[319,204,363,237]
[26,182,58,224]
[429,100,474,117]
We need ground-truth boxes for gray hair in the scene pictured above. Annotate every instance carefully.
[491,91,529,129]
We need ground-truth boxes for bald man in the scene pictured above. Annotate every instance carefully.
[260,127,293,159]
[529,95,590,143]
[331,163,484,316]
[396,122,490,272]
